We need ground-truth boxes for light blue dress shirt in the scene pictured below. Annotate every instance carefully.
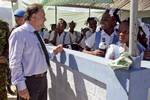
[9,22,54,91]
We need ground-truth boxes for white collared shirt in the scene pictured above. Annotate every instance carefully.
[9,22,54,91]
[85,30,117,49]
[105,42,128,59]
[51,31,71,45]
[68,31,81,43]
[80,28,95,48]
[105,42,145,60]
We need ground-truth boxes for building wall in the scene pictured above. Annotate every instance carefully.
[47,61,107,100]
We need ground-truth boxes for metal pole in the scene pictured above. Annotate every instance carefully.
[55,6,57,24]
[10,0,13,8]
[129,0,138,56]
[129,0,142,70]
[89,7,91,17]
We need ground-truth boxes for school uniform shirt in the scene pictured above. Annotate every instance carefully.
[80,28,95,48]
[105,42,145,60]
[45,30,55,42]
[85,30,118,50]
[105,42,128,59]
[50,31,71,45]
[43,30,51,40]
[68,31,81,43]
[9,22,54,91]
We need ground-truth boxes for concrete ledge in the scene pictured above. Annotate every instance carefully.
[47,46,128,100]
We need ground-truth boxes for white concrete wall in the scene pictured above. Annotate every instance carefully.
[46,46,128,100]
[47,61,106,100]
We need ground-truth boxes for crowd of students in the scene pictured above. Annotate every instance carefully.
[0,5,150,100]
[42,9,150,60]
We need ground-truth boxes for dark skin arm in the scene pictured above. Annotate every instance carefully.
[83,46,105,57]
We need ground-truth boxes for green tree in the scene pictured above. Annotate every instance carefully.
[0,19,9,100]
[0,19,9,56]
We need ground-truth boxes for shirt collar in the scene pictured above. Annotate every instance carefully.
[101,30,116,37]
[21,22,36,33]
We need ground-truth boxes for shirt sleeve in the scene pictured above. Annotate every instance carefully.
[85,33,95,48]
[86,31,92,38]
[48,49,55,60]
[105,45,115,59]
[43,31,50,39]
[64,32,71,45]
[9,31,26,91]
[49,31,55,41]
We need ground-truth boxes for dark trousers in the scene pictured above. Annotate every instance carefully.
[18,75,47,100]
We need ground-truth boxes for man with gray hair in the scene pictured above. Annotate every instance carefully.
[9,3,63,100]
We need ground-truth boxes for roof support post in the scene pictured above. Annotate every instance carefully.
[89,7,91,17]
[129,0,138,56]
[129,0,141,70]
[55,6,57,24]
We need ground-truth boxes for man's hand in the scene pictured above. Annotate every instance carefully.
[18,88,30,100]
[53,44,64,55]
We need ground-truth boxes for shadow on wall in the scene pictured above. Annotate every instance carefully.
[47,52,106,100]
[114,68,130,95]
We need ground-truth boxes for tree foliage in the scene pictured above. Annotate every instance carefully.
[0,19,9,56]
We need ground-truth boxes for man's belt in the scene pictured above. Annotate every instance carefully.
[25,72,47,78]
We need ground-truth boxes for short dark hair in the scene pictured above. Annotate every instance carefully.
[86,17,97,25]
[25,3,43,21]
[51,24,56,28]
[58,18,67,29]
[0,20,9,57]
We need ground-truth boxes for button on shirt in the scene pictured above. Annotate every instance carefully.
[85,30,117,50]
[9,22,54,91]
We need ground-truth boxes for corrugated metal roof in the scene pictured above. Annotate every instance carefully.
[21,0,150,11]
[43,0,150,11]
[43,0,113,5]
